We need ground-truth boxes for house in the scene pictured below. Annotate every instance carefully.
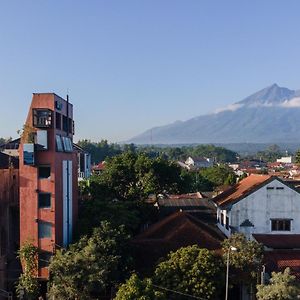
[73,143,92,181]
[19,93,78,279]
[213,174,300,281]
[0,152,20,293]
[277,156,293,164]
[132,210,225,274]
[184,156,213,169]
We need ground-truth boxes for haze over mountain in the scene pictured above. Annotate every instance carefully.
[128,84,300,144]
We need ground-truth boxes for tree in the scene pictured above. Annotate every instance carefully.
[48,221,131,300]
[16,242,40,300]
[257,268,300,300]
[200,164,237,188]
[221,233,263,285]
[295,149,300,164]
[153,245,224,300]
[115,274,166,300]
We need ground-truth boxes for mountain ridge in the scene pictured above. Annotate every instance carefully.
[128,84,300,144]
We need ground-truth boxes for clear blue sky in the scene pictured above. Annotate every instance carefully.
[1,0,300,142]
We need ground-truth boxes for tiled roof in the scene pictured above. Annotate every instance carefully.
[213,174,272,207]
[264,250,300,280]
[254,234,300,249]
[132,211,225,274]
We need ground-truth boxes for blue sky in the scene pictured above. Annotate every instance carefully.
[1,0,300,142]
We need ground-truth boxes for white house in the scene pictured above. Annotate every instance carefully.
[213,174,300,241]
[184,156,213,169]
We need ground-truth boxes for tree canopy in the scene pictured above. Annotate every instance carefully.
[257,268,300,300]
[115,274,166,300]
[153,245,224,300]
[221,233,264,284]
[48,221,131,300]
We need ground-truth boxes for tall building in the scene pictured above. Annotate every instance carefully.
[19,93,78,279]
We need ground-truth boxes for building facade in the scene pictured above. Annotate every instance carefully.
[19,93,78,279]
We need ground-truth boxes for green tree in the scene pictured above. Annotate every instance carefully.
[153,245,224,300]
[257,268,300,300]
[222,233,263,285]
[48,221,131,300]
[200,164,237,188]
[16,242,40,300]
[295,149,300,164]
[115,274,166,300]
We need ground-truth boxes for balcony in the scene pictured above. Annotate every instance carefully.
[33,109,53,128]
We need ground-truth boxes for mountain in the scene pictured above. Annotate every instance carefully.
[128,84,300,144]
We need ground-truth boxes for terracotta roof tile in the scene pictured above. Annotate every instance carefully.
[213,174,271,207]
[254,234,300,249]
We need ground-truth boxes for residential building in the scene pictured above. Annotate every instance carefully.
[184,156,213,169]
[19,93,78,279]
[213,174,300,283]
[73,143,92,181]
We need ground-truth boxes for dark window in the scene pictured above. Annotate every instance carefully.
[68,118,73,134]
[33,109,52,128]
[56,112,61,130]
[39,251,52,268]
[226,216,229,230]
[38,221,52,238]
[267,187,274,190]
[63,116,68,132]
[38,166,51,179]
[276,187,284,190]
[38,193,51,208]
[56,135,63,152]
[271,219,291,231]
[220,212,224,226]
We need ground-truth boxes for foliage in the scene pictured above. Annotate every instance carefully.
[153,245,224,300]
[16,242,40,300]
[75,199,157,238]
[295,149,300,164]
[77,139,122,163]
[48,221,131,300]
[115,274,166,300]
[257,268,300,300]
[93,152,187,201]
[0,137,12,145]
[222,233,264,284]
[20,124,35,143]
[200,164,237,188]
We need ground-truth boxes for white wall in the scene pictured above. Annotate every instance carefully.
[225,179,300,239]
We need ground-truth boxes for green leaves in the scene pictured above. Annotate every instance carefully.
[115,274,166,300]
[257,268,300,300]
[153,245,223,299]
[48,221,131,300]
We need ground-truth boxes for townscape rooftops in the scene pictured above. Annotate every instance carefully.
[213,174,272,207]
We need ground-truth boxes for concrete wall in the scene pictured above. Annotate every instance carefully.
[218,179,300,239]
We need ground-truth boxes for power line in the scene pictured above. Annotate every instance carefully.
[152,284,207,300]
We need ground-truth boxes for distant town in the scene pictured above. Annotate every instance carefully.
[1,93,300,299]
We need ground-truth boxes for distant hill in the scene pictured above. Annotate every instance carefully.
[128,84,300,144]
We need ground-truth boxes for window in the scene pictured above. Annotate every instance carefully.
[56,135,63,152]
[56,112,61,130]
[38,166,51,179]
[63,115,68,132]
[36,130,48,150]
[23,144,35,165]
[271,219,291,231]
[276,187,284,190]
[39,251,52,268]
[38,221,52,238]
[38,193,51,208]
[220,212,224,226]
[267,187,274,190]
[226,216,229,230]
[33,109,52,128]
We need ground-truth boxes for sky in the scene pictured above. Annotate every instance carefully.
[1,0,300,142]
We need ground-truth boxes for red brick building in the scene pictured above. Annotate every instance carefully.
[19,93,78,279]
